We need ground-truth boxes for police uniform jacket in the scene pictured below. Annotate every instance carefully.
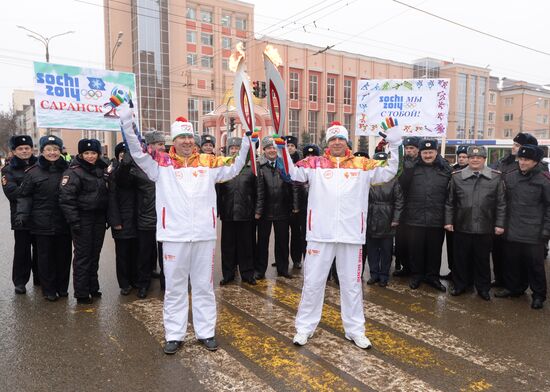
[1,155,37,230]
[218,164,256,221]
[107,160,138,239]
[504,166,550,244]
[367,178,404,238]
[256,161,298,221]
[15,156,69,235]
[445,166,506,234]
[400,156,452,228]
[59,155,109,226]
[492,153,517,174]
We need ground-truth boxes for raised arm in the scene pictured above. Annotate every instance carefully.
[285,146,309,183]
[215,135,251,183]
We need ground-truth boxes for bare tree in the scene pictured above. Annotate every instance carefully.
[0,110,17,156]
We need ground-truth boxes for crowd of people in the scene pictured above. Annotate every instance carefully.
[2,103,549,353]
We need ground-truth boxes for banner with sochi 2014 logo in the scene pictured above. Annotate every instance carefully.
[355,79,449,137]
[33,61,138,131]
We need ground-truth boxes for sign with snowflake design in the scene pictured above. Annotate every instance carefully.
[33,62,137,131]
[355,79,450,137]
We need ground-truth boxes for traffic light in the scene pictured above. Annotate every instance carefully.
[252,81,259,97]
[229,117,235,133]
[260,82,267,98]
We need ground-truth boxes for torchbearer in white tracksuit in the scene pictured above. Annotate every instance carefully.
[288,120,402,349]
[116,102,251,355]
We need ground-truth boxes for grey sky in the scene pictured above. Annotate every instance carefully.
[1,0,549,111]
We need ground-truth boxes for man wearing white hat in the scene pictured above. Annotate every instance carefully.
[286,120,402,349]
[116,103,251,354]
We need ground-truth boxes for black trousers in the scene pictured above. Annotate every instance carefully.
[445,231,455,273]
[408,226,445,282]
[12,230,39,286]
[367,236,394,283]
[289,212,304,265]
[299,210,308,260]
[491,236,505,285]
[72,212,106,299]
[114,238,138,289]
[452,232,492,293]
[136,230,156,289]
[221,220,255,280]
[256,219,290,275]
[157,241,165,289]
[503,241,547,300]
[394,224,410,271]
[36,234,72,296]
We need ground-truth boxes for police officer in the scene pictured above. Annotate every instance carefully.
[59,138,109,304]
[453,145,469,170]
[201,134,216,155]
[400,139,451,291]
[218,136,257,285]
[445,146,506,300]
[394,136,420,277]
[2,135,38,294]
[16,136,71,301]
[495,145,550,309]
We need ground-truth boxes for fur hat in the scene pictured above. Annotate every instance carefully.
[261,136,274,150]
[325,121,348,142]
[283,135,298,147]
[456,145,469,156]
[170,116,194,140]
[39,135,63,152]
[517,144,543,162]
[373,152,388,160]
[78,138,102,155]
[403,136,420,148]
[513,132,538,146]
[114,142,126,159]
[302,144,320,157]
[419,139,438,152]
[201,134,216,147]
[466,145,487,158]
[144,130,165,145]
[226,137,242,148]
[9,135,33,150]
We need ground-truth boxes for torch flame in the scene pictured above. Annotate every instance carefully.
[264,44,283,67]
[229,42,246,72]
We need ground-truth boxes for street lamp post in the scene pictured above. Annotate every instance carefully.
[17,25,74,63]
[109,32,124,155]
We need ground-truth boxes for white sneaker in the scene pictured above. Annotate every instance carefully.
[293,332,311,346]
[345,334,372,349]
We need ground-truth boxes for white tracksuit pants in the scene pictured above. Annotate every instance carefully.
[162,240,216,341]
[295,241,365,337]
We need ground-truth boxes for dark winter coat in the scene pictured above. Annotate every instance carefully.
[255,161,298,221]
[58,155,109,226]
[399,155,452,228]
[217,165,256,221]
[492,153,517,174]
[504,166,550,244]
[367,178,404,238]
[15,156,69,235]
[107,160,138,239]
[445,166,506,234]
[1,155,37,229]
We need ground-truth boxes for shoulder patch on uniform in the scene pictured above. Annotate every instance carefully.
[1,175,6,186]
[61,176,69,186]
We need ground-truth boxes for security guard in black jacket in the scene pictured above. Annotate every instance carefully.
[2,135,38,294]
[16,136,71,301]
[400,139,451,292]
[59,139,109,304]
[107,142,138,296]
[218,137,257,285]
[445,146,506,300]
[495,145,550,309]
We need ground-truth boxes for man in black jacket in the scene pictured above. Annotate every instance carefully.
[218,137,257,285]
[255,137,297,279]
[445,146,506,300]
[495,145,550,309]
[1,135,38,294]
[400,139,451,292]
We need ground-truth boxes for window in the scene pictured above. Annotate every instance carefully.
[202,99,214,115]
[489,92,496,105]
[344,79,352,105]
[188,98,199,132]
[308,111,318,133]
[537,114,549,125]
[327,112,335,128]
[222,59,229,71]
[289,109,300,137]
[201,56,213,68]
[327,77,335,104]
[344,114,352,131]
[487,127,494,137]
[200,9,212,23]
[236,16,247,31]
[504,97,514,106]
[186,53,197,65]
[309,74,318,102]
[504,128,512,138]
[221,12,232,27]
[488,112,495,124]
[186,30,196,43]
[222,37,232,50]
[504,113,513,122]
[545,99,550,109]
[289,71,299,100]
[186,6,196,20]
[201,33,213,46]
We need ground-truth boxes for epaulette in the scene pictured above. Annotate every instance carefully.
[24,164,38,173]
[491,169,502,174]
[543,171,550,181]
[451,169,464,175]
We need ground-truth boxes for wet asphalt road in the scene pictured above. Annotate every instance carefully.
[1,195,550,392]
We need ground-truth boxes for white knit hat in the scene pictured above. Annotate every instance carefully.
[170,116,194,140]
[325,121,348,142]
